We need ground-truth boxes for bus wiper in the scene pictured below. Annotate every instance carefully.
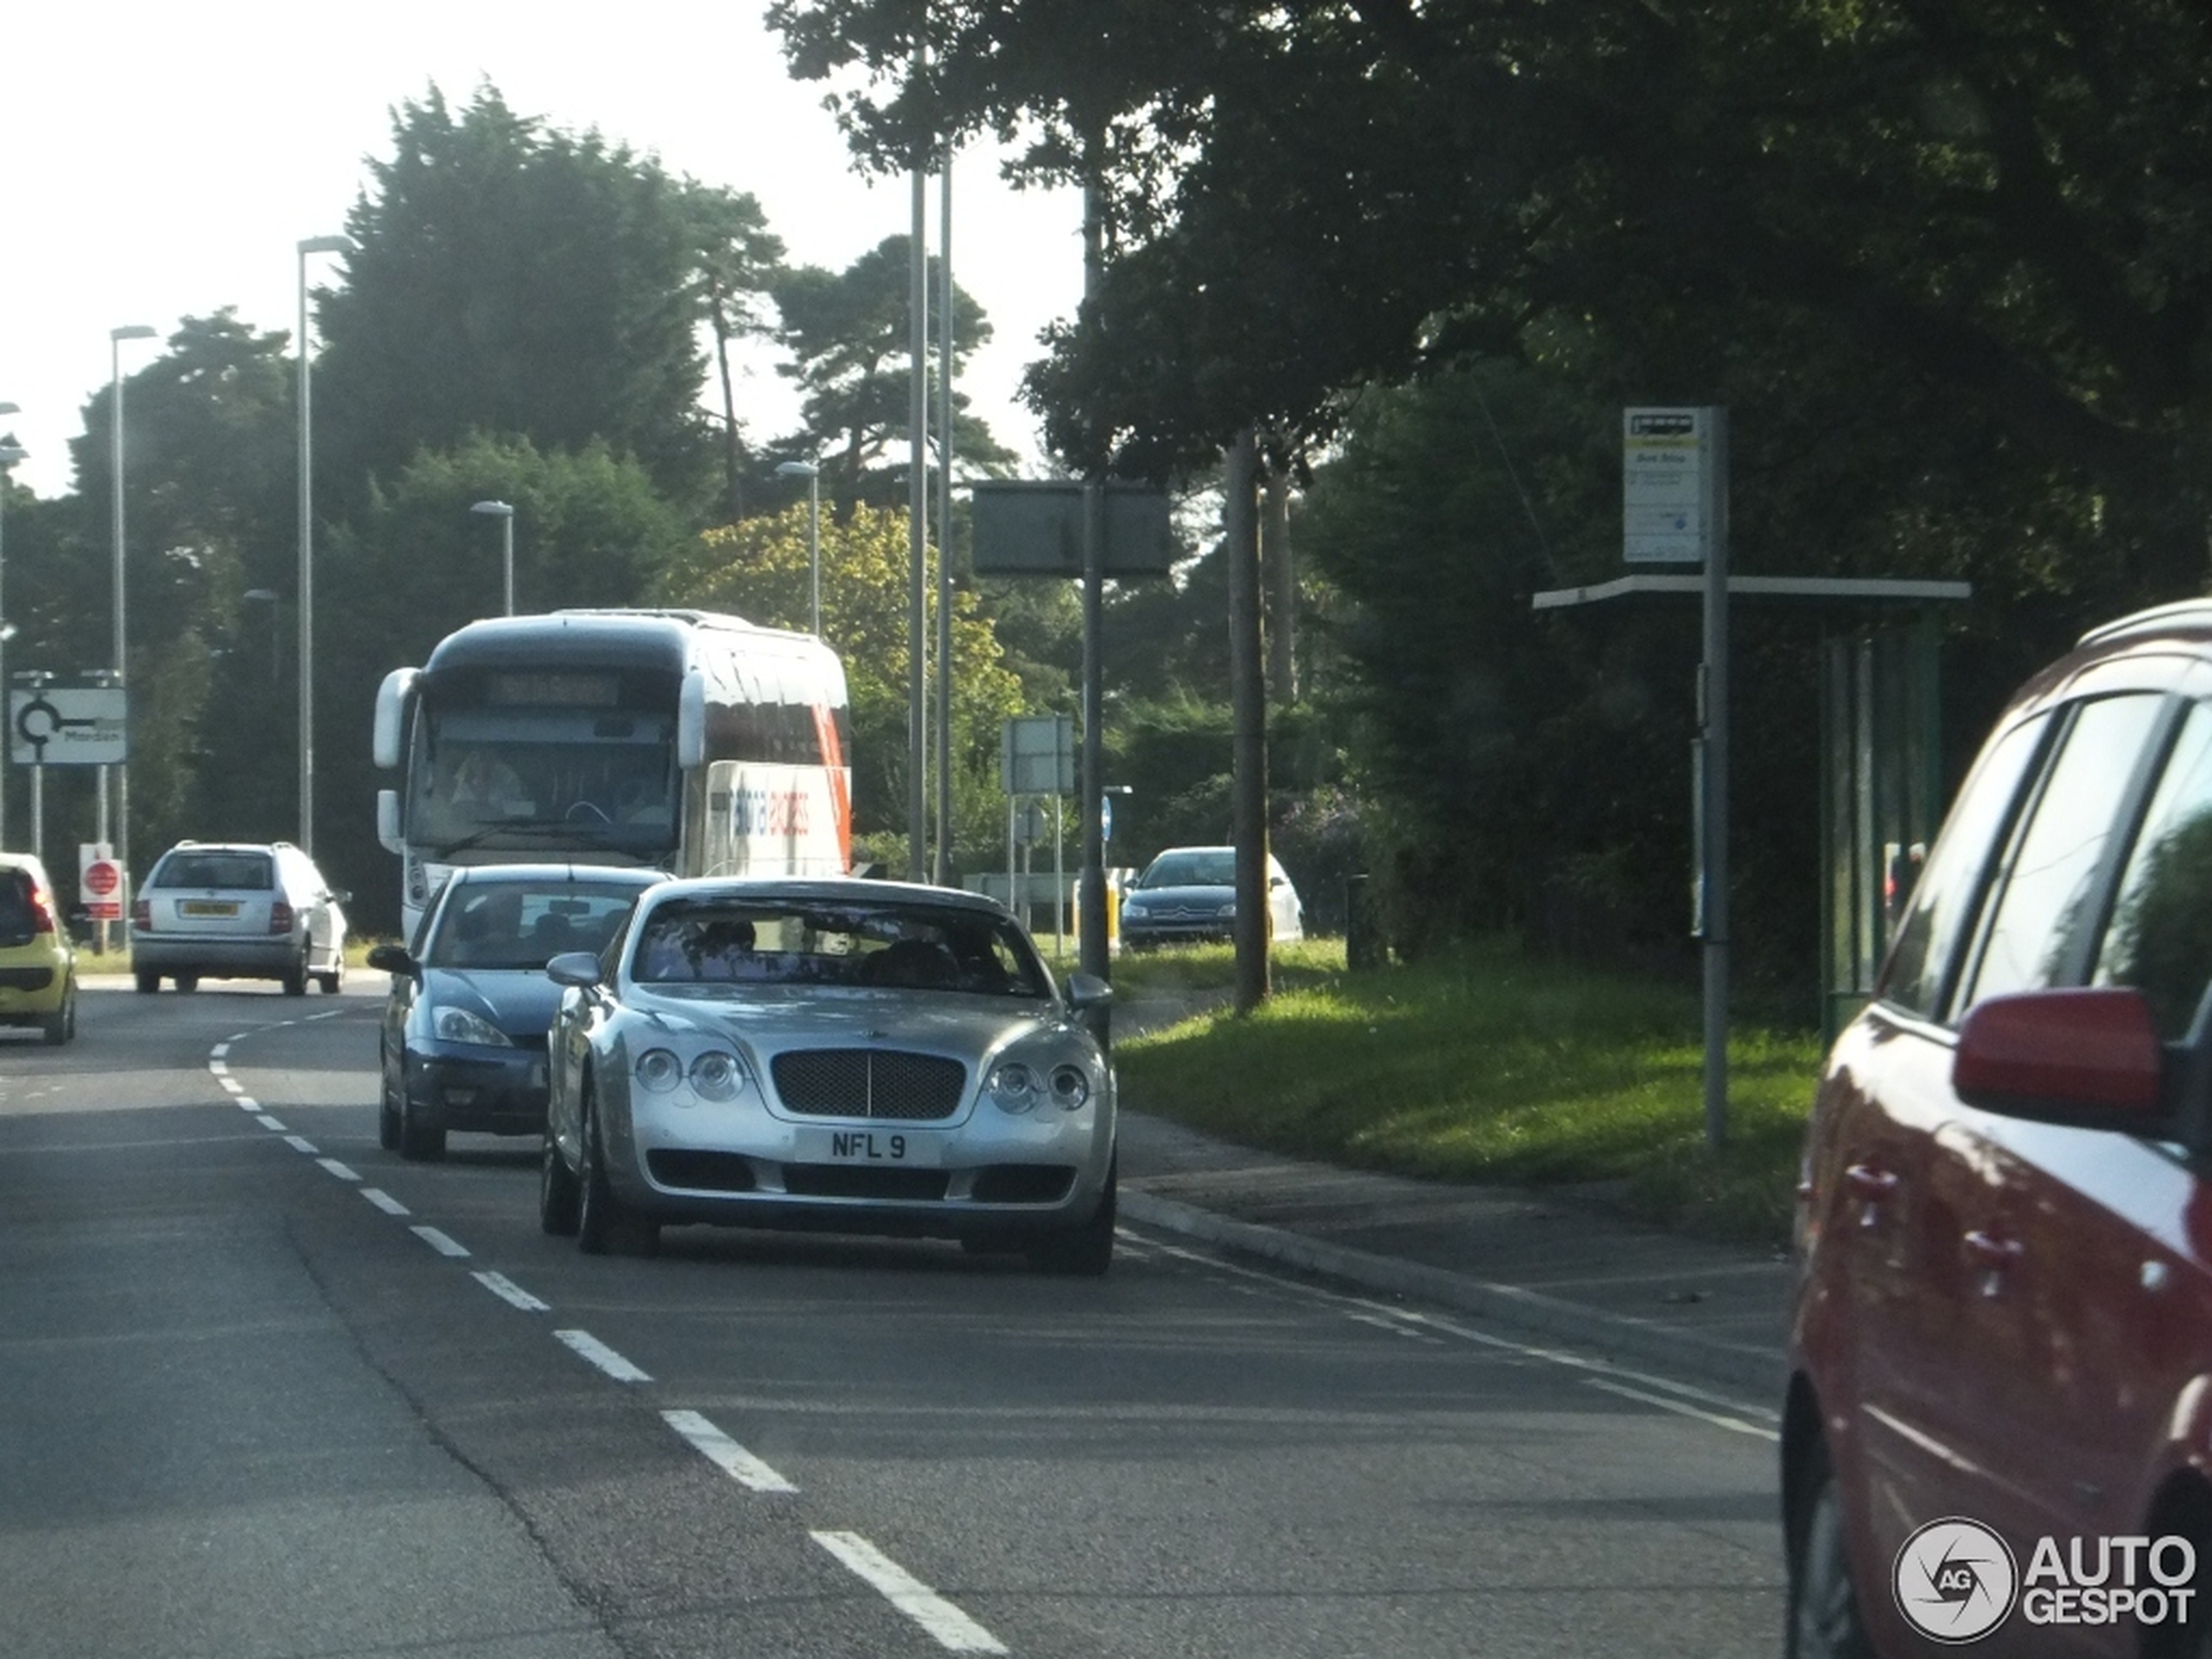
[434,819,588,854]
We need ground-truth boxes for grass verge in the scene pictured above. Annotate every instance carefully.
[1109,935,1818,1250]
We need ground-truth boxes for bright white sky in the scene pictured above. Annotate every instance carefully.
[2,1,1088,502]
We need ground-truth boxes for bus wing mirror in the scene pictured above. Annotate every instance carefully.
[377,788,404,854]
[677,669,707,771]
[373,667,421,770]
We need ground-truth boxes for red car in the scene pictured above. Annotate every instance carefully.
[1787,600,2212,1656]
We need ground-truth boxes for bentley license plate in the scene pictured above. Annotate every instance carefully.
[794,1127,941,1166]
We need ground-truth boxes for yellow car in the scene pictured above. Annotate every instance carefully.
[0,853,78,1044]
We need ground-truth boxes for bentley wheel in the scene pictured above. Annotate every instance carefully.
[576,1089,619,1255]
[539,1129,581,1237]
[1028,1159,1116,1277]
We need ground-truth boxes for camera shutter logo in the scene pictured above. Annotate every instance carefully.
[1895,1518,2020,1643]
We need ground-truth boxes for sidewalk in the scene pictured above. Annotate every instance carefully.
[1110,997,1795,1399]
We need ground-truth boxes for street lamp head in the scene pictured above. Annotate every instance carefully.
[111,325,157,343]
[299,233,357,256]
[471,500,515,519]
[0,442,24,469]
[776,461,820,480]
[243,588,278,602]
[0,402,18,417]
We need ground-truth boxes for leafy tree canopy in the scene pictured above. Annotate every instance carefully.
[775,1,2212,589]
[314,83,772,510]
[772,234,1016,514]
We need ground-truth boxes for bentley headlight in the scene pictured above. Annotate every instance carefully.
[689,1050,747,1102]
[635,1048,684,1091]
[988,1060,1040,1114]
[1049,1063,1092,1111]
[432,1005,513,1047]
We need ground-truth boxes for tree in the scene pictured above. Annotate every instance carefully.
[772,235,1016,515]
[314,84,748,510]
[685,182,786,523]
[776,2,2212,585]
[656,505,1027,869]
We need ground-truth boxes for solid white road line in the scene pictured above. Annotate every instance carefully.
[553,1329,651,1383]
[409,1225,470,1258]
[811,1530,1008,1655]
[471,1271,550,1312]
[361,1188,410,1217]
[662,1409,798,1494]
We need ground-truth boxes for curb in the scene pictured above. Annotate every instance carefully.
[1120,1187,1787,1398]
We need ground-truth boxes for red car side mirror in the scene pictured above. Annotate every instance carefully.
[1952,987,2165,1125]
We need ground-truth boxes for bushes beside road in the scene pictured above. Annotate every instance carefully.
[1108,937,1819,1249]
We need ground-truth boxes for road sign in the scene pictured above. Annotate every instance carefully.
[10,687,128,765]
[970,481,1178,576]
[79,843,125,921]
[1001,714,1076,796]
[1623,407,1721,566]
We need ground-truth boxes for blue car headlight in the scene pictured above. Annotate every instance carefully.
[432,1005,513,1047]
[1120,900,1147,919]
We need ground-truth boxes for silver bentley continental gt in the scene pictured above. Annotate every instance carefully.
[539,877,1118,1273]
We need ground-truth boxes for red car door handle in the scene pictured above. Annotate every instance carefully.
[1963,1230,2023,1266]
[1844,1164,1898,1199]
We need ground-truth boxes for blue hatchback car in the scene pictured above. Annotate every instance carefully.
[369,864,662,1160]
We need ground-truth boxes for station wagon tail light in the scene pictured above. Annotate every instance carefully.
[131,896,150,930]
[268,900,294,935]
[988,1060,1039,1113]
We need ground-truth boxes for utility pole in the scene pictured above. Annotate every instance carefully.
[1226,431,1271,1011]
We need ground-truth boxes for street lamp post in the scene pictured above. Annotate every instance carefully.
[471,501,515,616]
[775,461,822,637]
[296,233,355,857]
[0,408,23,853]
[13,668,49,864]
[109,325,157,945]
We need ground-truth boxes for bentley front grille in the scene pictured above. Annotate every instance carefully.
[771,1049,968,1120]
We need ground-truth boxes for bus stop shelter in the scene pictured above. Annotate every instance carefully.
[1531,573,1971,1039]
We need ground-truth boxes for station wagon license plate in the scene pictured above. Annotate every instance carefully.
[793,1127,942,1166]
[179,900,239,917]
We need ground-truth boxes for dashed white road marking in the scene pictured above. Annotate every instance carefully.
[1583,1377,1779,1440]
[410,1224,469,1258]
[361,1188,410,1217]
[316,1157,360,1183]
[217,1076,244,1095]
[554,1329,651,1383]
[811,1530,1008,1654]
[256,1115,285,1131]
[471,1271,550,1312]
[283,1135,317,1156]
[663,1409,798,1494]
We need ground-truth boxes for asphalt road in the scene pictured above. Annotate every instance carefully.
[0,981,1787,1657]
